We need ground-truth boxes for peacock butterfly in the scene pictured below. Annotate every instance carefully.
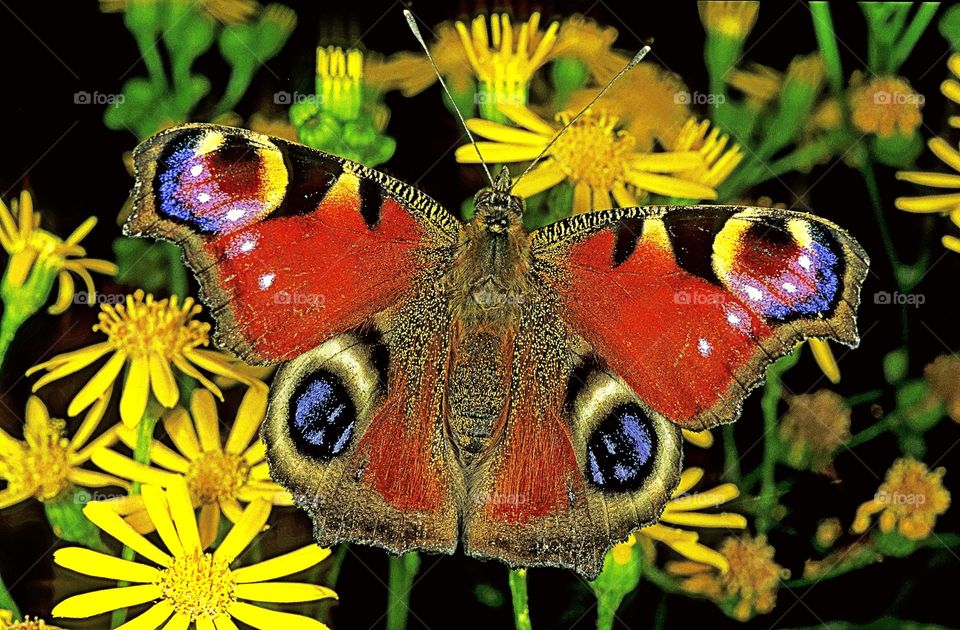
[124,122,868,578]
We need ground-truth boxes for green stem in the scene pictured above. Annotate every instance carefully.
[386,553,420,630]
[722,424,742,484]
[847,413,897,448]
[110,407,159,629]
[846,389,884,407]
[642,565,684,595]
[0,314,19,374]
[756,350,801,534]
[737,131,849,191]
[508,569,532,630]
[810,2,845,96]
[0,570,20,620]
[890,3,941,72]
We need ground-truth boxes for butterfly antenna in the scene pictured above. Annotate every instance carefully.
[511,46,651,192]
[403,9,496,188]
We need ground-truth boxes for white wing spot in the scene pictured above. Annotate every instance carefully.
[698,338,713,357]
[197,192,211,203]
[226,208,245,221]
[258,273,275,289]
[190,164,203,177]
[745,285,763,301]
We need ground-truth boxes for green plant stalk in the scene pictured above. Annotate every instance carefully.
[846,389,884,407]
[214,64,257,119]
[810,2,844,95]
[0,570,20,620]
[642,565,684,595]
[733,131,850,193]
[756,350,801,534]
[386,553,421,630]
[508,569,532,630]
[890,3,941,72]
[847,413,898,448]
[722,424,742,484]
[110,406,159,629]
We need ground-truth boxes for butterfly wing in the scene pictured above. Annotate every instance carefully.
[532,205,869,430]
[462,287,683,578]
[261,278,462,555]
[125,123,461,364]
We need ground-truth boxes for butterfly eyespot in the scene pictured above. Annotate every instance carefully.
[289,370,357,459]
[585,403,658,492]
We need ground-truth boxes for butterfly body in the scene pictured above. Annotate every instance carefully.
[126,124,868,578]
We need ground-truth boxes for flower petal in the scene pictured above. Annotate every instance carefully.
[69,385,113,451]
[455,142,545,164]
[163,613,191,630]
[120,356,152,427]
[92,449,179,486]
[625,171,717,200]
[141,484,184,557]
[232,545,331,583]
[215,500,272,564]
[82,501,172,567]
[659,511,748,529]
[466,118,549,146]
[227,602,330,630]
[68,350,128,418]
[149,354,180,409]
[162,407,201,459]
[116,601,175,630]
[28,342,113,385]
[167,478,202,552]
[52,585,162,618]
[191,389,222,452]
[54,547,161,583]
[511,161,568,198]
[498,103,557,136]
[234,582,337,603]
[681,429,714,449]
[199,502,222,550]
[225,384,268,454]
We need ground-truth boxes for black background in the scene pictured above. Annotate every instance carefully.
[1,1,959,628]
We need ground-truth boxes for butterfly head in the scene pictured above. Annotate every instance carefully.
[474,167,524,234]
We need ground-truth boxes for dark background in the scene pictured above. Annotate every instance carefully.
[1,1,959,628]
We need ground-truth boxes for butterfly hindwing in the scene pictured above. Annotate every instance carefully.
[261,276,462,554]
[462,285,683,578]
[125,123,461,364]
[532,205,869,430]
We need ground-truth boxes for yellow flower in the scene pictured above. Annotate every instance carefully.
[564,63,692,151]
[52,480,336,628]
[639,467,747,572]
[895,137,960,253]
[852,457,950,540]
[666,117,744,190]
[548,15,627,82]
[924,354,960,422]
[93,387,292,547]
[0,191,117,315]
[939,53,960,128]
[456,104,715,212]
[0,395,123,509]
[849,74,923,137]
[814,517,842,549]
[27,290,256,427]
[699,1,760,40]
[99,0,260,24]
[315,46,364,121]
[0,611,62,630]
[779,390,851,472]
[456,12,559,117]
[667,534,789,621]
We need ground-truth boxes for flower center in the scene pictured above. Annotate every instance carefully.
[95,290,210,359]
[0,419,73,502]
[158,549,235,621]
[850,76,923,137]
[549,111,635,190]
[187,451,250,505]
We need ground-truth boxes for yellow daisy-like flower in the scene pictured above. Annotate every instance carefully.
[0,611,62,630]
[924,354,960,422]
[667,117,745,190]
[93,387,292,547]
[895,137,960,253]
[0,395,123,509]
[456,12,559,117]
[0,191,117,315]
[99,0,260,24]
[456,104,715,213]
[698,1,760,40]
[52,480,336,628]
[639,467,747,572]
[849,74,923,138]
[852,457,951,540]
[779,390,851,472]
[667,534,789,621]
[27,290,255,427]
[565,63,692,151]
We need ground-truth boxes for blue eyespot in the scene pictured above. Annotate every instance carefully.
[586,404,657,491]
[289,371,356,458]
